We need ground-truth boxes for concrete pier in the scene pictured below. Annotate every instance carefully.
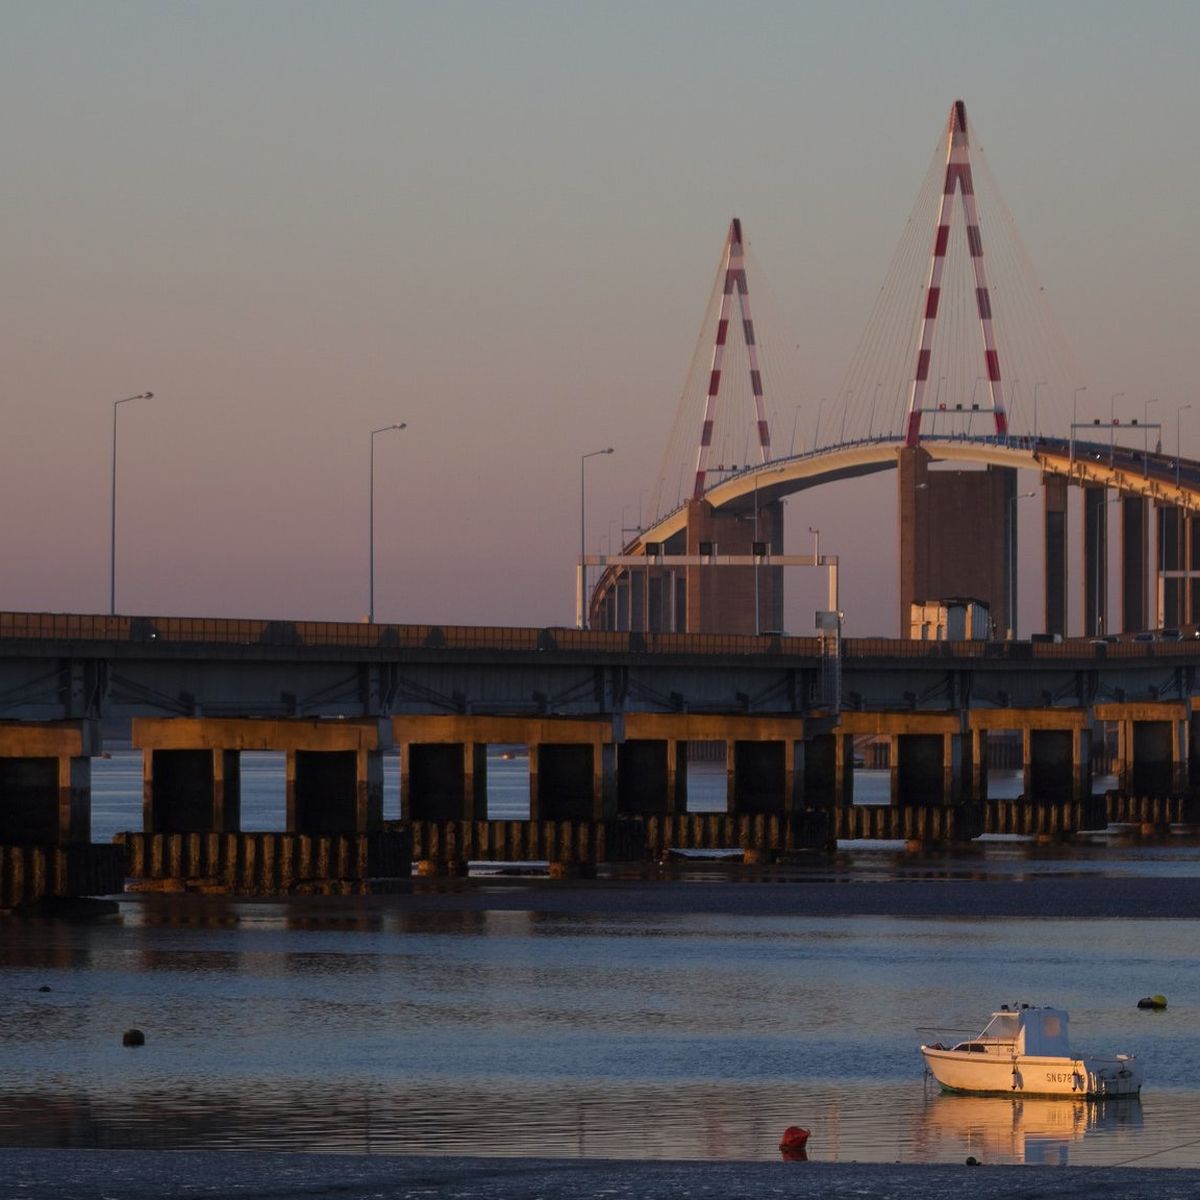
[968,708,1091,802]
[1095,702,1189,794]
[133,718,389,835]
[839,712,964,805]
[394,716,616,823]
[0,720,99,844]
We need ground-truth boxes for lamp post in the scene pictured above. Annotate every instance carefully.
[1007,491,1036,639]
[868,383,881,439]
[813,398,827,449]
[579,447,614,629]
[1110,392,1125,465]
[1033,380,1047,441]
[1071,386,1087,467]
[1144,396,1159,476]
[369,423,406,624]
[1178,404,1192,488]
[110,391,154,615]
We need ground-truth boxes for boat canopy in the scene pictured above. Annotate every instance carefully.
[981,1007,1071,1057]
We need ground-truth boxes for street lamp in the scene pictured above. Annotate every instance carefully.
[369,423,406,624]
[110,391,154,615]
[1033,380,1047,440]
[1144,396,1159,476]
[579,447,614,629]
[868,383,881,439]
[1110,392,1125,464]
[1071,386,1087,466]
[1007,490,1036,639]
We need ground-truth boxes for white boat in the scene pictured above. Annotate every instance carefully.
[920,1005,1143,1098]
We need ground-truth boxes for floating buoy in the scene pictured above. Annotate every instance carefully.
[37,986,51,993]
[779,1125,810,1159]
[122,1028,145,1047]
[966,1156,979,1166]
[1137,995,1167,1010]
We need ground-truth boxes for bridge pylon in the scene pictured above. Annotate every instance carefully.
[904,100,1009,447]
[691,217,773,499]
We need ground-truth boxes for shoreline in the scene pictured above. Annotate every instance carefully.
[92,868,1200,920]
[6,1149,1200,1199]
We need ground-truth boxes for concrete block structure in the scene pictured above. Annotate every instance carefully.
[132,718,389,834]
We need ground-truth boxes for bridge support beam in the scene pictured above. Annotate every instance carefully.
[1043,475,1069,638]
[1122,495,1149,633]
[402,742,488,821]
[0,721,99,844]
[1096,703,1188,795]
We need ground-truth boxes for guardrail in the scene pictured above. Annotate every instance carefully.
[2,611,1199,661]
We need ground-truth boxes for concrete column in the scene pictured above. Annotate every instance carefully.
[970,728,988,801]
[1043,475,1069,638]
[836,733,854,805]
[1158,505,1182,628]
[531,742,598,821]
[896,734,947,805]
[1121,495,1149,633]
[1027,729,1075,800]
[803,734,835,807]
[1082,484,1108,637]
[617,739,688,815]
[287,748,381,833]
[789,738,805,811]
[1074,727,1092,803]
[402,742,486,820]
[731,740,788,815]
[888,734,901,804]
[144,748,241,833]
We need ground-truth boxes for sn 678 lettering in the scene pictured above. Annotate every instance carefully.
[1045,1071,1077,1084]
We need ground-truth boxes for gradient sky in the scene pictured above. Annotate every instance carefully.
[2,1,1197,634]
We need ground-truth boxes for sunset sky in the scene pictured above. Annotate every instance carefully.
[2,1,1197,634]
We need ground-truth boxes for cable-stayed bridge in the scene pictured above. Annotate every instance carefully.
[586,101,1200,640]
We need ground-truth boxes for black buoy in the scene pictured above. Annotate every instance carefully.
[37,986,51,993]
[1137,995,1168,1010]
[122,1028,145,1047]
[965,1156,979,1166]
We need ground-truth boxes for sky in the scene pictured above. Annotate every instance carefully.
[2,0,1198,634]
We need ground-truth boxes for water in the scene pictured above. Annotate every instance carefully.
[3,884,1200,1165]
[7,752,1199,1167]
[87,750,1049,844]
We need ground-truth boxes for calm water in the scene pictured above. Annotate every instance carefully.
[2,899,1198,1166]
[4,752,1196,1167]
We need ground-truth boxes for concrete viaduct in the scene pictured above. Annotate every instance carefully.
[587,434,1200,640]
[3,609,1200,906]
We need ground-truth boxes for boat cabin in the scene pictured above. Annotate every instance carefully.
[952,1007,1071,1057]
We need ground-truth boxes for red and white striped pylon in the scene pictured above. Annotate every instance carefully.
[903,101,1009,447]
[691,217,772,499]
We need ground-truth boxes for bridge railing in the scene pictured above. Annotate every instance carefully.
[4,611,1200,660]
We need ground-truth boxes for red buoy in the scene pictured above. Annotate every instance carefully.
[779,1125,810,1159]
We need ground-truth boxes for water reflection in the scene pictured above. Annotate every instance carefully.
[915,1094,1144,1166]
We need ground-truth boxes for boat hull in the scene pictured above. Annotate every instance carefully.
[921,1047,1142,1098]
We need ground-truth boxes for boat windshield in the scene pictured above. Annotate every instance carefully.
[979,1012,1020,1043]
